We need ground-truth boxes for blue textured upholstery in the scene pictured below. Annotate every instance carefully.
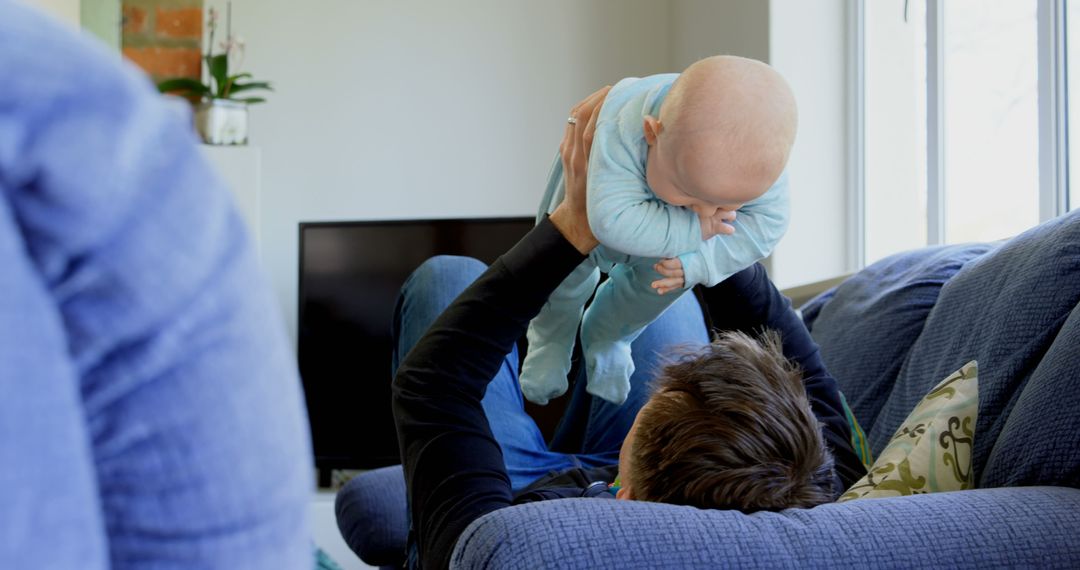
[867,210,1080,475]
[797,286,834,331]
[335,466,408,567]
[336,211,1080,569]
[453,488,1080,569]
[802,243,995,431]
[982,302,1080,488]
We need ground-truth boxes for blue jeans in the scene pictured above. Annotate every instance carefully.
[392,255,710,489]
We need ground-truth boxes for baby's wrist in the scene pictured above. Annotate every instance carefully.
[678,252,706,286]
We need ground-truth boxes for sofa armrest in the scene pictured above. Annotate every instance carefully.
[335,465,408,567]
[451,486,1080,569]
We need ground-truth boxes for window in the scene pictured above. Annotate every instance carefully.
[1069,0,1080,211]
[864,0,927,263]
[859,0,1071,267]
[943,0,1039,243]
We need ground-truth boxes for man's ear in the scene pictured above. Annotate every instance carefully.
[643,115,662,146]
[615,485,634,500]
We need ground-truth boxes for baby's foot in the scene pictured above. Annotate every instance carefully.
[584,341,635,405]
[519,344,572,405]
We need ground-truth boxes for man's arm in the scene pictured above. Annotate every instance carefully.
[393,86,606,569]
[392,218,586,569]
[698,264,867,493]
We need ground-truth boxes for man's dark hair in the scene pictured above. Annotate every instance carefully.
[629,330,835,511]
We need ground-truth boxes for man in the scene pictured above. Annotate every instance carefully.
[392,87,865,569]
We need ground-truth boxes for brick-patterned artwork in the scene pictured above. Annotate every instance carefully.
[121,0,204,82]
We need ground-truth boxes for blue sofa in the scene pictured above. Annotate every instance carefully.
[337,209,1080,568]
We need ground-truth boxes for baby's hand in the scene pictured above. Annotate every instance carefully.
[651,258,685,295]
[699,208,738,240]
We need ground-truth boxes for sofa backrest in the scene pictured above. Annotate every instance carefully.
[980,302,1080,488]
[866,209,1080,487]
[802,243,994,431]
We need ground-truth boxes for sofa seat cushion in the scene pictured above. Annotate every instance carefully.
[802,243,994,431]
[869,210,1080,486]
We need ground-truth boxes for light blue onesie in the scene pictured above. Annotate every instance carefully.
[520,74,790,406]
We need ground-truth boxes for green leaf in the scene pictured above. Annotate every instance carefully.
[157,77,210,96]
[233,97,267,105]
[220,73,254,98]
[229,81,274,94]
[207,54,229,96]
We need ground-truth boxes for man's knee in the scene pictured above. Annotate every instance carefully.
[397,256,487,323]
[405,255,487,296]
[413,254,486,277]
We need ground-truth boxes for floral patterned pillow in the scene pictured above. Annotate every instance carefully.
[838,361,978,501]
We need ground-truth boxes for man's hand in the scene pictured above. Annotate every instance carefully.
[651,257,685,295]
[699,208,738,241]
[549,85,611,255]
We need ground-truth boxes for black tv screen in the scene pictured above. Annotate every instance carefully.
[298,217,535,471]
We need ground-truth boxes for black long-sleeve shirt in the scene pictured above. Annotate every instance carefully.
[392,218,864,569]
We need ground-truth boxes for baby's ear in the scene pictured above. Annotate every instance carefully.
[643,115,662,146]
[616,485,635,500]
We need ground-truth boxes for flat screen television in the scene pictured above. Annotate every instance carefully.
[298,217,535,475]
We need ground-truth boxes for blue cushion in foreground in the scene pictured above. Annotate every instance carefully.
[804,243,994,432]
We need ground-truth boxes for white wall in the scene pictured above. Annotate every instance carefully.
[668,0,769,67]
[768,0,852,287]
[210,0,670,341]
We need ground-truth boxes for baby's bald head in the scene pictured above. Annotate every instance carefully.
[645,56,797,212]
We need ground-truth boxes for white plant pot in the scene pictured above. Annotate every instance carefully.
[195,99,249,145]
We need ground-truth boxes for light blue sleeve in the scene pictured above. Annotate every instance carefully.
[586,122,704,259]
[679,170,791,287]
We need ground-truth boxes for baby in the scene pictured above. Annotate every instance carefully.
[521,55,798,406]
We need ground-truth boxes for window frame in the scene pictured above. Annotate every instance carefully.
[847,0,866,270]
[1038,0,1070,221]
[850,0,1072,269]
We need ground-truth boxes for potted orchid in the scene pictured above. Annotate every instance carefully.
[157,3,271,145]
